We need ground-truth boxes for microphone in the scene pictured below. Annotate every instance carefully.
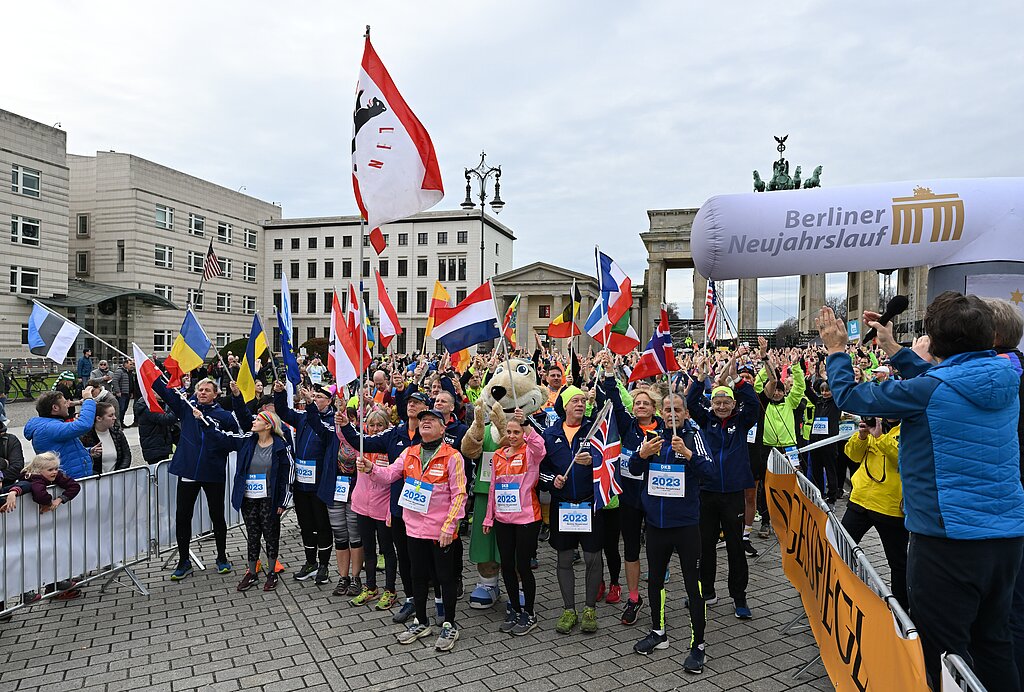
[862,295,910,343]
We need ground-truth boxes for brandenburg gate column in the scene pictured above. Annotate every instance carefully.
[738,279,758,331]
[693,272,708,321]
[798,273,826,331]
[647,258,666,318]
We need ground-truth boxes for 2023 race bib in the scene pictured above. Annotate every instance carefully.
[495,482,522,513]
[334,476,351,503]
[839,421,856,436]
[785,446,801,466]
[296,458,317,485]
[747,425,757,444]
[812,418,829,436]
[398,478,434,514]
[647,464,685,498]
[620,449,643,480]
[557,502,592,533]
[244,473,267,499]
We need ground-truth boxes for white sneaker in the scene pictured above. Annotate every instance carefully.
[397,619,433,644]
[435,621,459,651]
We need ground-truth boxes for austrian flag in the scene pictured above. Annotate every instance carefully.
[352,32,444,252]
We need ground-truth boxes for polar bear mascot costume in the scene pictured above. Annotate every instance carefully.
[460,357,546,608]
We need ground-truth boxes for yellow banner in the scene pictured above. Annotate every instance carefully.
[766,469,929,692]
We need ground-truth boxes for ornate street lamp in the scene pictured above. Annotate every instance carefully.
[461,151,505,284]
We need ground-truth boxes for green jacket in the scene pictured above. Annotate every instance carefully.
[758,364,806,447]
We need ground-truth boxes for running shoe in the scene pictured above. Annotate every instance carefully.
[596,581,606,602]
[743,537,759,557]
[393,599,416,624]
[499,603,518,633]
[606,584,622,604]
[376,554,385,571]
[314,565,330,585]
[216,559,233,574]
[263,573,279,591]
[734,597,752,620]
[580,606,598,634]
[294,563,317,581]
[538,524,550,542]
[435,622,459,652]
[555,609,578,634]
[170,562,193,581]
[237,571,259,592]
[397,619,433,644]
[332,576,351,597]
[469,583,500,609]
[346,576,362,596]
[511,611,538,636]
[374,590,397,611]
[683,644,706,674]
[633,630,669,655]
[621,596,643,625]
[350,586,380,607]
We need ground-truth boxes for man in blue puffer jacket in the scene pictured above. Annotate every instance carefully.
[25,388,97,479]
[152,376,239,581]
[818,292,1024,692]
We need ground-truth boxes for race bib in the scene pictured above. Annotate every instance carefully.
[812,418,829,436]
[784,446,801,466]
[747,425,757,444]
[309,370,323,384]
[495,482,522,513]
[244,473,267,499]
[479,452,494,484]
[544,407,558,428]
[398,478,434,514]
[296,458,317,485]
[620,449,643,480]
[558,502,592,533]
[839,421,856,435]
[647,464,685,498]
[334,476,351,503]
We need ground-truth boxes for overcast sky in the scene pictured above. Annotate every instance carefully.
[9,1,1022,328]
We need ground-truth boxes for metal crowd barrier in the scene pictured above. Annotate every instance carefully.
[1,465,152,616]
[941,654,988,692]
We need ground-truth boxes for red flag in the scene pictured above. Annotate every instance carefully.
[352,34,443,231]
[369,227,387,255]
[132,343,164,413]
[376,270,402,349]
[329,290,369,385]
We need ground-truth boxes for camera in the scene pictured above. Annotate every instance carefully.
[862,416,877,427]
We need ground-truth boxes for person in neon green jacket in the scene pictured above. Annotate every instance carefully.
[753,355,806,449]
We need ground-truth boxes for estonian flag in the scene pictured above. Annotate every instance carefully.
[28,303,81,364]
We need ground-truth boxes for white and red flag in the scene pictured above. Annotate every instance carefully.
[352,32,443,254]
[132,342,164,413]
[329,290,370,386]
[375,269,402,350]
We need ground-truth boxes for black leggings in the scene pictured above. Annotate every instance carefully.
[698,491,747,600]
[408,536,461,627]
[601,507,622,583]
[645,524,704,643]
[176,479,227,565]
[493,520,541,614]
[293,490,332,566]
[841,503,909,609]
[241,497,281,570]
[620,504,644,563]
[808,442,840,502]
[391,513,414,598]
[357,513,397,592]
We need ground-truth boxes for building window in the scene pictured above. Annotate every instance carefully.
[438,259,447,281]
[322,326,329,339]
[216,293,231,313]
[324,260,334,279]
[539,305,552,318]
[396,332,407,353]
[343,235,352,248]
[216,333,231,348]
[495,242,500,255]
[308,260,317,279]
[242,262,256,283]
[416,289,428,314]
[10,215,41,246]
[243,295,256,315]
[397,290,408,313]
[379,259,389,277]
[155,284,173,302]
[188,213,205,236]
[397,259,408,277]
[9,266,39,295]
[188,250,203,273]
[448,258,457,281]
[155,245,173,269]
[437,231,448,245]
[325,236,334,249]
[273,262,282,280]
[307,326,316,342]
[290,291,299,314]
[362,260,370,278]
[458,258,467,281]
[457,230,468,244]
[495,263,499,274]
[383,234,389,246]
[11,164,41,198]
[456,288,467,303]
[416,327,426,350]
[273,292,281,312]
[217,222,232,243]
[153,330,173,352]
[342,260,352,278]
[117,240,125,272]
[77,214,90,237]
[417,258,428,277]
[75,251,89,275]
[307,291,316,314]
[417,232,428,245]
[291,237,300,250]
[155,205,174,230]
[363,235,369,247]
[309,237,318,249]
[188,288,204,310]
[274,238,283,250]
[398,233,408,246]
[323,291,332,314]
[218,256,232,278]
[21,323,29,345]
[290,261,299,279]
[244,227,257,250]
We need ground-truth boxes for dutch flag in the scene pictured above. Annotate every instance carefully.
[430,282,501,353]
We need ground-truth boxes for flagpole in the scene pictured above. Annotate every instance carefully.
[357,218,366,467]
[32,299,130,361]
[489,282,518,409]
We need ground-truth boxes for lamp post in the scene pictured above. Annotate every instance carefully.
[460,151,505,284]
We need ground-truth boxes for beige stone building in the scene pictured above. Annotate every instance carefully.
[0,110,70,359]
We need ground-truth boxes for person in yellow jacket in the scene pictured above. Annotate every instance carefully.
[841,417,907,609]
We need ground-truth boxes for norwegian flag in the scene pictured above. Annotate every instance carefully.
[704,280,718,344]
[628,306,681,382]
[589,403,623,510]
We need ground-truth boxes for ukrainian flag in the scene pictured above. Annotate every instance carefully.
[165,308,211,387]
[237,314,268,402]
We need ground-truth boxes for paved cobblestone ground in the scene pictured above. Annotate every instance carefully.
[0,401,885,691]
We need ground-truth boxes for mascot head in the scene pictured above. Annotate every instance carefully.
[480,358,545,415]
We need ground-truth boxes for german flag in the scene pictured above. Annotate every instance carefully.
[548,281,582,338]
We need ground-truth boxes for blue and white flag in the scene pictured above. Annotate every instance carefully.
[277,275,301,392]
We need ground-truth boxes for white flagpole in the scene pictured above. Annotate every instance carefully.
[357,220,366,465]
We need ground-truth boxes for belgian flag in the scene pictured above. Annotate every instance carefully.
[548,282,582,338]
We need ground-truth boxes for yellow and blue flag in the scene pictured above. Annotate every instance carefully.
[238,314,268,402]
[165,308,211,387]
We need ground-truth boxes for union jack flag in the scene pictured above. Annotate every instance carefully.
[589,403,623,510]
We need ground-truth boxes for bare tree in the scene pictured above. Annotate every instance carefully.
[773,317,800,347]
[825,295,847,323]
[665,303,682,321]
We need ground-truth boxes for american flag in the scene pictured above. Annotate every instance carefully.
[202,240,222,282]
[589,403,623,510]
[704,280,718,344]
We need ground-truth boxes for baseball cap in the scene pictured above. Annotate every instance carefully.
[416,408,445,421]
